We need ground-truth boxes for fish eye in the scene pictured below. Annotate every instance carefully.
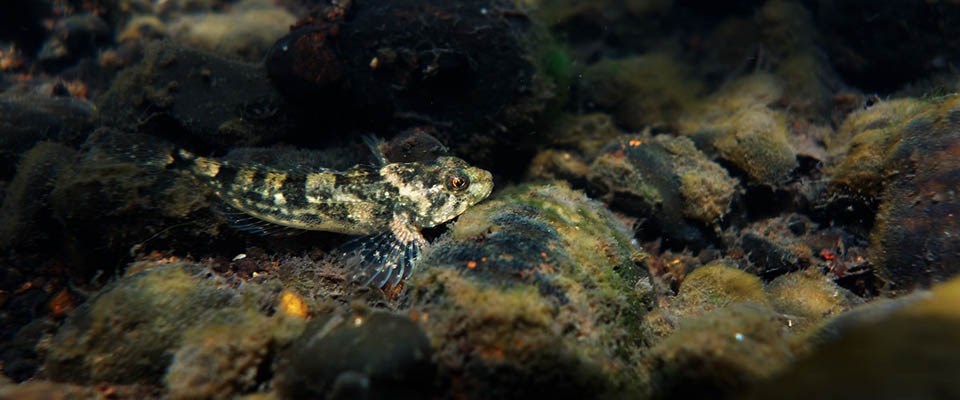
[445,171,470,191]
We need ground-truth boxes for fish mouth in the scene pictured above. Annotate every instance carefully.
[479,170,494,198]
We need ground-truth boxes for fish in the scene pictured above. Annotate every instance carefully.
[161,138,493,287]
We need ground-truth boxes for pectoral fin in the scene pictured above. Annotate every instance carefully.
[340,215,426,288]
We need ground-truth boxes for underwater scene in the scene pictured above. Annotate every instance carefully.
[1,0,959,398]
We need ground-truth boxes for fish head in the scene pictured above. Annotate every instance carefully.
[383,156,493,228]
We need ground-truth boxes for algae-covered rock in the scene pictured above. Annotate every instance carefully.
[765,268,862,333]
[645,303,792,399]
[822,98,929,209]
[46,260,311,397]
[408,183,653,399]
[679,73,798,187]
[639,263,854,398]
[672,262,768,316]
[169,0,295,61]
[747,276,960,399]
[166,307,306,400]
[588,134,738,248]
[47,129,220,272]
[45,262,238,383]
[97,40,294,149]
[826,95,960,289]
[581,53,703,130]
[264,0,565,171]
[0,94,96,177]
[277,311,435,400]
[866,97,960,289]
[0,142,77,251]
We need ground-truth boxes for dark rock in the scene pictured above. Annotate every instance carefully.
[45,263,237,384]
[97,40,295,150]
[408,184,654,399]
[0,142,77,251]
[265,0,563,171]
[380,128,449,163]
[278,311,435,400]
[826,96,960,290]
[0,1,51,55]
[807,0,960,92]
[0,94,96,178]
[747,277,960,400]
[740,231,806,279]
[869,97,960,290]
[587,134,738,250]
[37,14,112,70]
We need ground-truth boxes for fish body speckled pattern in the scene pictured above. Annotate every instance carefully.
[169,143,493,287]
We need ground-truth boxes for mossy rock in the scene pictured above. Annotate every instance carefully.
[824,98,930,203]
[679,73,798,187]
[673,262,768,315]
[581,53,703,130]
[764,269,863,335]
[45,262,296,386]
[867,96,960,289]
[765,269,861,320]
[407,183,653,399]
[46,263,236,383]
[826,95,960,289]
[0,142,76,250]
[644,303,793,399]
[166,307,306,399]
[747,277,960,400]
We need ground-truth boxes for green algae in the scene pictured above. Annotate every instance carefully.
[582,53,704,130]
[45,261,305,389]
[678,73,798,187]
[409,183,653,399]
[747,277,960,400]
[673,262,769,315]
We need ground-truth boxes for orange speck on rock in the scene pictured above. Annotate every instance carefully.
[467,260,478,269]
[628,139,644,147]
[279,290,309,319]
[820,249,836,261]
[48,289,75,317]
[479,347,505,361]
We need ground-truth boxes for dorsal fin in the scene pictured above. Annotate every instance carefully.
[362,134,389,166]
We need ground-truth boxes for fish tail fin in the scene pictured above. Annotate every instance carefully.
[85,130,224,180]
[85,130,181,170]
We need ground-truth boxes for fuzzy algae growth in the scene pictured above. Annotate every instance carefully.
[825,95,960,289]
[748,277,960,400]
[679,73,798,187]
[407,183,654,399]
[45,262,308,390]
[581,53,703,130]
[638,263,862,398]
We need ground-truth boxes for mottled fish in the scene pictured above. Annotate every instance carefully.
[164,140,493,287]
